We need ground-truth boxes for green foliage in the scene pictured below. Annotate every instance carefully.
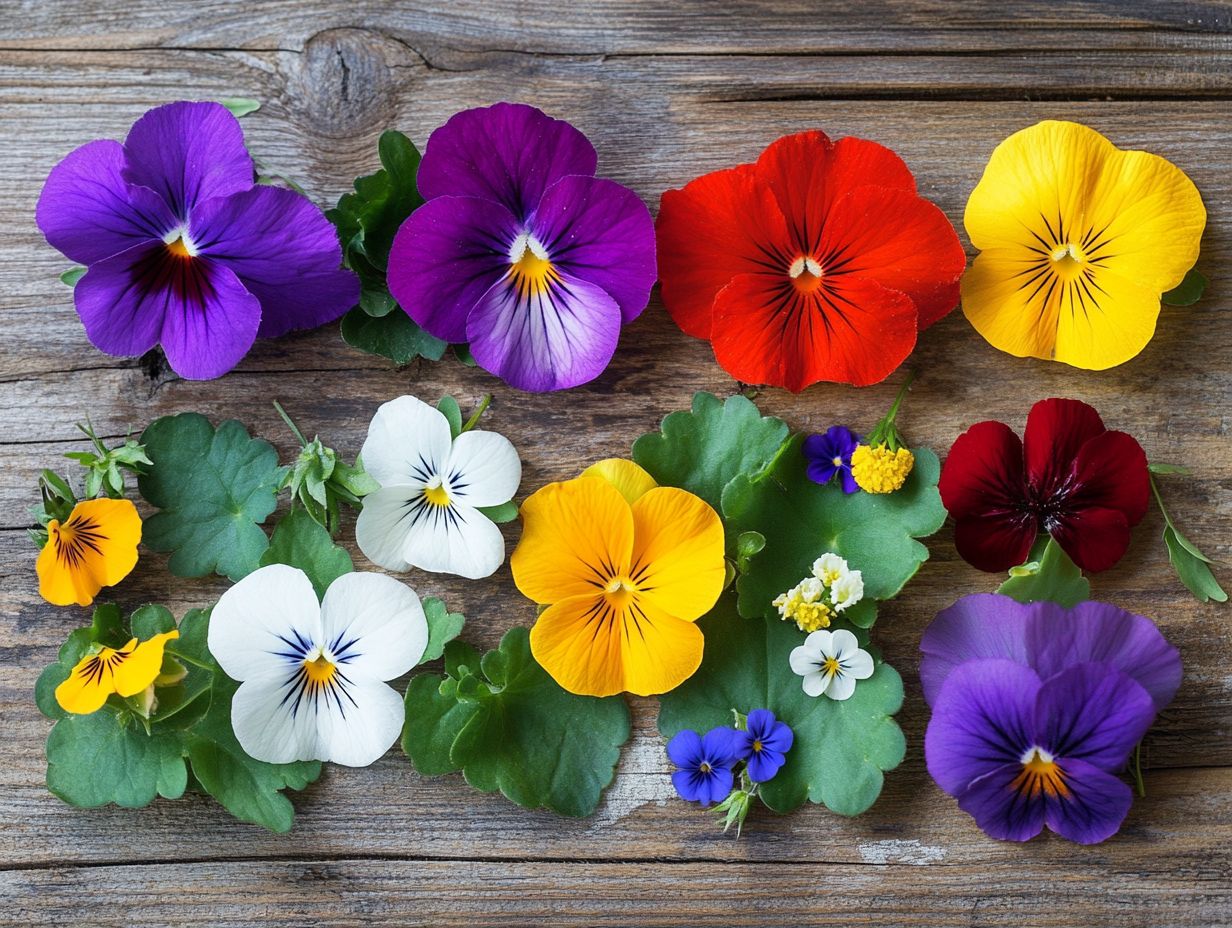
[218,97,261,118]
[402,628,630,817]
[997,537,1091,608]
[1161,268,1207,306]
[259,507,353,598]
[420,598,466,665]
[63,419,151,500]
[340,307,447,365]
[139,413,284,581]
[658,597,905,815]
[60,266,86,286]
[1151,473,1227,604]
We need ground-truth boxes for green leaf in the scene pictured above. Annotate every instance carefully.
[402,628,630,816]
[260,507,353,598]
[476,500,519,523]
[658,597,905,815]
[1161,268,1207,306]
[329,129,422,274]
[420,597,465,665]
[454,344,477,366]
[722,436,945,627]
[47,711,188,809]
[437,396,463,439]
[340,307,448,364]
[60,266,87,286]
[219,97,261,118]
[139,414,283,581]
[1149,462,1192,476]
[1164,525,1228,603]
[632,392,790,512]
[997,537,1091,608]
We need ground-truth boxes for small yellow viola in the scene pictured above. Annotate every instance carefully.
[962,120,1206,370]
[36,498,142,607]
[55,630,179,715]
[512,459,726,697]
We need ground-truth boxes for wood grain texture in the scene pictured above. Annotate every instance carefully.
[1,2,1230,925]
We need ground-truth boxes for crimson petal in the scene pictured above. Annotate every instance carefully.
[1022,398,1107,499]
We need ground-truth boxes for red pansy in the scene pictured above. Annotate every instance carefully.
[656,131,966,391]
[939,398,1150,573]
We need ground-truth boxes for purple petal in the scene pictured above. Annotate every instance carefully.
[701,726,742,768]
[189,186,359,338]
[745,709,775,739]
[122,101,254,216]
[418,102,597,219]
[530,175,656,323]
[806,461,839,485]
[920,594,1033,706]
[36,140,177,265]
[1043,757,1134,844]
[1034,663,1156,771]
[388,195,521,344]
[72,242,168,360]
[158,259,262,379]
[924,658,1039,797]
[802,433,831,461]
[466,268,621,392]
[839,470,860,494]
[956,761,1047,842]
[666,729,703,768]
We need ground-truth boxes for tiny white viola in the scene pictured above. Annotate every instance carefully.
[208,564,428,767]
[788,628,874,701]
[355,395,521,579]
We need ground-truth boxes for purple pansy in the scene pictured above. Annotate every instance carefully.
[919,594,1182,711]
[387,102,656,392]
[734,709,794,783]
[36,101,358,380]
[803,426,861,493]
[667,726,741,807]
[925,658,1157,844]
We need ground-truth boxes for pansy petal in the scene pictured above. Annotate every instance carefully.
[1022,398,1107,497]
[1049,505,1133,574]
[513,476,634,603]
[417,102,598,218]
[924,658,1040,797]
[111,631,179,697]
[956,761,1047,843]
[532,175,656,323]
[36,140,176,265]
[121,101,254,215]
[1043,757,1135,845]
[157,258,263,380]
[1053,265,1162,371]
[844,648,875,680]
[387,194,520,344]
[920,593,1033,706]
[467,268,622,392]
[401,501,505,580]
[55,654,116,714]
[529,593,628,697]
[1069,429,1150,525]
[801,670,831,698]
[826,674,858,701]
[229,673,323,765]
[445,429,522,508]
[312,678,407,767]
[953,515,1038,575]
[208,564,323,682]
[361,395,453,488]
[1034,663,1156,771]
[70,242,177,362]
[700,726,742,768]
[189,186,358,339]
[355,486,418,573]
[829,629,861,660]
[581,459,659,504]
[616,598,706,697]
[666,728,704,768]
[959,247,1061,362]
[628,486,726,622]
[319,572,428,682]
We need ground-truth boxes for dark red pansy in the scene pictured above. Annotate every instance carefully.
[939,398,1149,573]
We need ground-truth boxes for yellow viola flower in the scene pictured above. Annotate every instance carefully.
[962,120,1206,370]
[512,473,725,697]
[580,458,658,504]
[36,498,142,607]
[55,630,179,715]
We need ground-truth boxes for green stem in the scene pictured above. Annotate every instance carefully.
[883,371,915,428]
[461,394,493,432]
[167,650,217,673]
[273,400,309,448]
[1132,742,1146,798]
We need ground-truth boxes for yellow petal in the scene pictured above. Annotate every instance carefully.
[617,598,705,697]
[628,487,726,621]
[511,476,633,604]
[960,248,1060,361]
[37,525,99,607]
[36,499,142,607]
[54,642,133,714]
[1053,266,1161,370]
[580,458,658,504]
[111,630,179,697]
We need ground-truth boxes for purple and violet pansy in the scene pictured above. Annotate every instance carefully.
[803,425,861,493]
[667,726,741,807]
[734,708,794,783]
[36,101,358,380]
[388,103,657,392]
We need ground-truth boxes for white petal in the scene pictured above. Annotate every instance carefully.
[355,486,418,572]
[826,672,858,701]
[789,644,821,677]
[803,629,835,656]
[314,678,406,767]
[845,648,876,680]
[829,629,861,660]
[403,501,505,579]
[444,429,521,507]
[319,572,428,681]
[208,564,322,682]
[802,670,830,698]
[361,395,452,488]
[230,673,321,764]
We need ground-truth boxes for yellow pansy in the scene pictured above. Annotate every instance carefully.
[36,498,142,607]
[580,458,658,504]
[512,473,725,697]
[962,120,1206,370]
[55,630,179,715]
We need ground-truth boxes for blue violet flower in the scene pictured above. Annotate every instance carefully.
[803,425,861,493]
[735,709,794,783]
[667,726,741,807]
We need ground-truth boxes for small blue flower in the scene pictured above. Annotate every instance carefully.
[667,726,741,806]
[803,426,861,494]
[734,709,794,783]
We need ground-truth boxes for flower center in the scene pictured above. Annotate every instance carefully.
[1011,746,1070,799]
[788,255,824,293]
[832,456,843,467]
[423,475,450,507]
[302,648,337,686]
[163,227,198,259]
[603,575,638,610]
[822,656,842,676]
[51,515,105,569]
[699,762,713,774]
[752,739,763,753]
[508,232,558,297]
[1049,242,1087,280]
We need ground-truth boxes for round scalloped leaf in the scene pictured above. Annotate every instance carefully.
[47,711,188,809]
[260,507,353,598]
[658,597,905,815]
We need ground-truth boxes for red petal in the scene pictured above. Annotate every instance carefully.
[820,186,966,329]
[710,271,917,390]
[1022,398,1107,498]
[954,514,1038,573]
[754,132,916,254]
[1070,430,1151,526]
[656,167,789,340]
[939,421,1027,519]
[1050,506,1133,573]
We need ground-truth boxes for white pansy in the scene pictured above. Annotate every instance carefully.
[812,553,848,584]
[788,629,874,701]
[355,395,521,579]
[830,570,864,612]
[208,564,428,767]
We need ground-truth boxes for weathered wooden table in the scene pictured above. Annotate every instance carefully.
[2,2,1229,925]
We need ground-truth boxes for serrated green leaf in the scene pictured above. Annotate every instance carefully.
[60,266,87,286]
[658,597,905,815]
[139,414,283,581]
[632,392,790,512]
[260,507,353,598]
[997,537,1091,608]
[476,500,519,523]
[1164,525,1228,603]
[444,640,482,679]
[340,306,448,364]
[1161,268,1207,306]
[437,396,463,439]
[401,675,480,776]
[722,436,945,627]
[420,597,465,665]
[219,97,260,118]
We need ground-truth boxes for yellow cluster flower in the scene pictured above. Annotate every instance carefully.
[851,444,915,494]
[773,553,864,633]
[773,587,833,633]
